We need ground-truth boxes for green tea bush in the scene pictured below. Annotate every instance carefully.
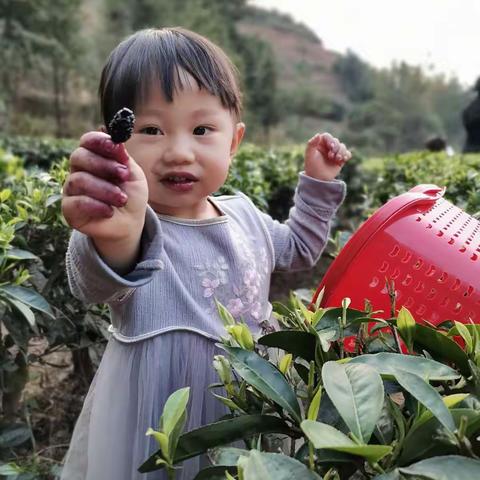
[362,151,480,216]
[142,295,480,479]
[0,149,109,475]
[3,137,480,477]
[0,136,76,170]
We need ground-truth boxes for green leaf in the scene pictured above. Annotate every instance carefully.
[316,307,367,336]
[238,450,321,479]
[168,409,187,461]
[399,409,480,465]
[221,346,301,422]
[307,386,322,421]
[399,455,480,479]
[416,394,469,426]
[139,415,294,472]
[211,393,242,412]
[394,370,455,433]
[295,442,357,464]
[397,307,416,352]
[454,321,473,354]
[349,353,460,381]
[146,428,170,461]
[5,298,36,328]
[372,471,403,480]
[4,248,38,260]
[294,363,309,385]
[0,463,22,475]
[0,285,55,319]
[322,361,384,443]
[259,331,316,362]
[316,328,337,352]
[374,400,395,445]
[160,387,190,437]
[0,188,12,202]
[209,447,248,466]
[0,424,31,449]
[193,466,237,479]
[301,420,392,464]
[279,353,293,375]
[46,193,62,207]
[447,324,480,338]
[215,299,235,326]
[413,324,470,377]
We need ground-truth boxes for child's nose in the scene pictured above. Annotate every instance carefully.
[163,138,195,164]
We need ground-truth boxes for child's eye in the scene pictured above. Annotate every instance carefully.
[140,126,163,135]
[193,126,212,136]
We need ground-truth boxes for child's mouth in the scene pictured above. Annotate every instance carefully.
[161,175,197,192]
[164,176,194,183]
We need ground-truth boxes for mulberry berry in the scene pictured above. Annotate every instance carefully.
[108,108,135,144]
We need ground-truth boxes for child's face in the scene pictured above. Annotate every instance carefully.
[125,74,244,219]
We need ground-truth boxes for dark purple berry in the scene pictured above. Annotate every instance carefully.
[108,108,135,144]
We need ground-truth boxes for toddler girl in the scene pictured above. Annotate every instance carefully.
[61,27,351,479]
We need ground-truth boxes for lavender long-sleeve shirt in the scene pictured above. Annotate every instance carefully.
[66,172,346,342]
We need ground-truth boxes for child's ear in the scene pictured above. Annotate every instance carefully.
[230,122,245,157]
[99,125,107,133]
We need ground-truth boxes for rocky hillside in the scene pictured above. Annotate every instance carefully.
[238,7,350,141]
[238,8,346,100]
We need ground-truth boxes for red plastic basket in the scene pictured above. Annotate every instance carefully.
[313,184,480,325]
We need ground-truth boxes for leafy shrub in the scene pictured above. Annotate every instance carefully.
[4,137,480,477]
[0,149,109,469]
[0,136,76,170]
[361,151,480,216]
[143,294,480,479]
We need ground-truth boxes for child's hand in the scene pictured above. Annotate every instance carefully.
[62,131,148,242]
[304,133,352,181]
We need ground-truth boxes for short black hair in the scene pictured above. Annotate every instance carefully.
[425,136,446,152]
[99,27,243,126]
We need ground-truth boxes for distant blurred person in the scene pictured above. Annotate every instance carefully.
[425,136,446,152]
[462,77,480,153]
[424,136,454,156]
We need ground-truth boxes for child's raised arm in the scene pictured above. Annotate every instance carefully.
[244,132,350,272]
[62,131,148,274]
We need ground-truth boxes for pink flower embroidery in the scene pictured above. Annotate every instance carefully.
[246,285,259,303]
[202,277,220,298]
[250,301,262,320]
[244,269,257,285]
[227,298,244,317]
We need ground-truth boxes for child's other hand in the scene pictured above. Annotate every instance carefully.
[62,131,148,241]
[304,132,352,181]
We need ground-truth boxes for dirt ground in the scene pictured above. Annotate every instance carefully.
[15,340,92,475]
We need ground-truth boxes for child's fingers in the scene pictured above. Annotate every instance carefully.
[62,195,114,230]
[309,133,334,157]
[308,133,351,166]
[70,147,130,183]
[321,133,338,151]
[335,143,351,163]
[79,131,130,165]
[63,171,128,208]
[321,134,342,162]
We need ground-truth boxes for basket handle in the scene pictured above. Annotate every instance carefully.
[408,184,446,197]
[396,184,446,214]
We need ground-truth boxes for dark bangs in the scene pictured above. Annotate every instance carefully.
[99,28,242,126]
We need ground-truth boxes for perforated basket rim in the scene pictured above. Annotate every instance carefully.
[313,184,445,306]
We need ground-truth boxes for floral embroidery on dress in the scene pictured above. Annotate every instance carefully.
[201,277,220,298]
[195,218,272,326]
